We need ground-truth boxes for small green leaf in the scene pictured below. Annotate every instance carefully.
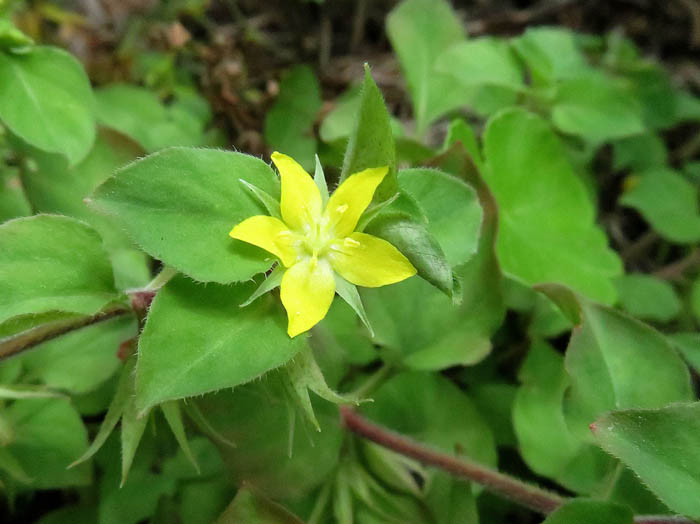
[387,0,466,135]
[199,377,343,499]
[70,359,134,468]
[436,37,523,91]
[216,487,305,524]
[161,401,199,474]
[95,84,206,152]
[366,214,454,300]
[0,19,33,50]
[513,340,613,493]
[0,166,31,222]
[333,275,373,336]
[621,168,700,243]
[552,73,645,144]
[283,345,361,431]
[593,403,700,518]
[512,26,590,84]
[0,46,95,164]
[0,215,118,324]
[90,147,281,284]
[612,133,667,172]
[444,119,483,171]
[692,278,700,321]
[614,273,681,322]
[361,372,497,467]
[240,265,285,308]
[314,154,329,205]
[238,179,281,220]
[483,108,622,304]
[135,275,303,413]
[120,372,149,487]
[541,285,693,443]
[7,398,90,488]
[19,131,150,290]
[264,65,321,171]
[341,65,397,203]
[398,168,483,268]
[541,499,633,524]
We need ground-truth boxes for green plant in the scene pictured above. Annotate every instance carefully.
[2,1,700,522]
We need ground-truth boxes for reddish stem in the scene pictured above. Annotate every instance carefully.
[340,407,695,524]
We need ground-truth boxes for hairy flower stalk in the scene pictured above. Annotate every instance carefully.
[230,152,416,337]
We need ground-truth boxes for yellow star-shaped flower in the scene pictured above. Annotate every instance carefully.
[230,152,417,337]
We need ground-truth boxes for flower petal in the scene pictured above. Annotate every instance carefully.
[324,166,388,238]
[280,257,336,337]
[272,152,322,233]
[229,215,299,268]
[328,232,417,288]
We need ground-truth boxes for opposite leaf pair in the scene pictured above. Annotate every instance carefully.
[230,152,416,337]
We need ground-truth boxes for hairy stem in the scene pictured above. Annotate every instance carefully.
[340,406,566,514]
[0,305,131,360]
[340,408,695,524]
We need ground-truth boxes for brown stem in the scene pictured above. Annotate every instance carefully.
[341,408,696,524]
[0,305,131,360]
[340,406,566,514]
[653,249,700,280]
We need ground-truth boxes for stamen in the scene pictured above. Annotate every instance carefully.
[336,204,349,214]
[343,237,361,248]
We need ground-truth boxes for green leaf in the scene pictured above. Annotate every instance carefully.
[541,285,693,442]
[0,215,118,324]
[238,179,281,220]
[320,85,404,145]
[264,65,321,171]
[334,274,372,336]
[216,487,305,524]
[0,166,31,222]
[444,119,483,171]
[436,37,523,90]
[95,84,206,152]
[0,19,33,50]
[161,401,199,474]
[199,377,343,500]
[20,131,150,290]
[692,278,700,322]
[361,372,497,467]
[18,314,136,394]
[240,264,285,307]
[6,398,90,488]
[513,340,613,493]
[593,403,700,518]
[614,273,681,323]
[620,168,700,243]
[541,499,633,524]
[512,26,590,84]
[135,275,303,413]
[69,358,134,468]
[283,345,360,431]
[340,65,397,203]
[366,214,454,300]
[398,168,483,268]
[0,46,95,164]
[362,276,490,370]
[483,108,622,304]
[552,73,645,144]
[612,133,668,172]
[387,0,466,135]
[90,147,281,284]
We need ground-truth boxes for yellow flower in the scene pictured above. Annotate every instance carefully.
[230,152,417,337]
